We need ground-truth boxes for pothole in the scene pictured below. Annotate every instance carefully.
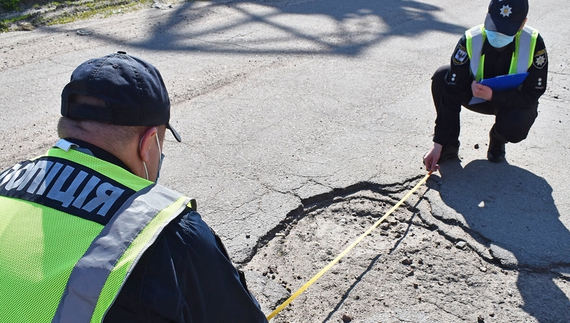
[243,184,555,323]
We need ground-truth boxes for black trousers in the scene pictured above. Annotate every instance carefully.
[432,65,538,143]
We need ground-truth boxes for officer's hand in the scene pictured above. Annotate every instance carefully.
[471,81,493,101]
[423,143,443,172]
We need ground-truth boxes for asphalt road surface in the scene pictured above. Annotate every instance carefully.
[1,0,568,322]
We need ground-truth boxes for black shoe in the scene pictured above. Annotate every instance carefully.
[487,130,506,163]
[440,142,459,161]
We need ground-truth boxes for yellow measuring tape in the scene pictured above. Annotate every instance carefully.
[266,171,432,320]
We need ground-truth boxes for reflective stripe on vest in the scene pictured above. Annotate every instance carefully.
[0,144,193,323]
[465,24,538,81]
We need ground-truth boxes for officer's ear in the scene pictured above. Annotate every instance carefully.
[138,127,158,163]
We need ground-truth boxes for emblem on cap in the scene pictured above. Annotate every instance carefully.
[500,5,513,17]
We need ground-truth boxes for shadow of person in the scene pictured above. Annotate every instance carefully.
[83,0,466,57]
[431,159,570,322]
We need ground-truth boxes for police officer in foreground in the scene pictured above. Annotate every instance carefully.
[0,52,268,322]
[423,0,548,171]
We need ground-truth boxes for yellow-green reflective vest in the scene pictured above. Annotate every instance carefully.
[0,140,194,322]
[465,24,539,81]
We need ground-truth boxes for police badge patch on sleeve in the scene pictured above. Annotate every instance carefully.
[533,49,547,69]
[452,44,468,66]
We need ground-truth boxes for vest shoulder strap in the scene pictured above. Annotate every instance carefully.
[465,25,485,80]
[512,25,539,74]
[52,179,193,322]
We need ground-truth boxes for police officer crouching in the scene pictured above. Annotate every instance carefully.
[423,0,548,172]
[0,52,268,323]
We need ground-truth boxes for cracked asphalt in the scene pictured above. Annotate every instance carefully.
[0,0,568,322]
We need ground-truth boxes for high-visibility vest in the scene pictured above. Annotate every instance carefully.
[0,140,195,322]
[465,24,539,81]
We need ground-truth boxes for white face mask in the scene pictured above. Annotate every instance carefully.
[140,134,165,183]
[154,134,165,182]
[486,30,515,48]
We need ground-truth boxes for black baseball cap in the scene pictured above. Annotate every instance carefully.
[484,0,528,36]
[61,51,181,142]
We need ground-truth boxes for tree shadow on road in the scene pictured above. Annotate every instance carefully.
[432,159,570,323]
[64,0,468,56]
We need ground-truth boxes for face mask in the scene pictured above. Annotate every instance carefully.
[155,134,165,182]
[486,30,515,48]
[140,134,165,182]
